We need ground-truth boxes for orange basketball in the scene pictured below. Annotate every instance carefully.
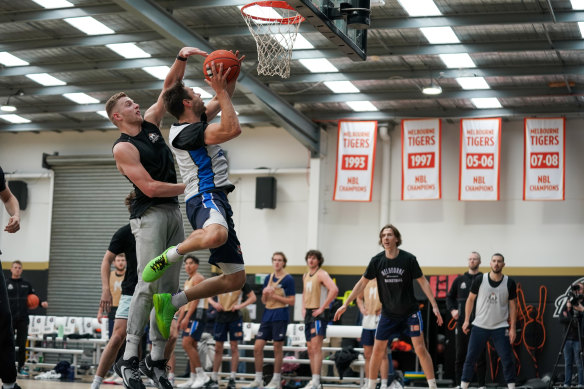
[27,294,40,309]
[203,50,240,82]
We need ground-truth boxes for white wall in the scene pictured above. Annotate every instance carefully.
[1,118,582,270]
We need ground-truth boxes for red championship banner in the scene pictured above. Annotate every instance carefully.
[401,119,441,200]
[523,118,565,200]
[459,118,501,201]
[333,120,378,202]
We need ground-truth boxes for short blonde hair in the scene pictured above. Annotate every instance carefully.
[105,92,127,122]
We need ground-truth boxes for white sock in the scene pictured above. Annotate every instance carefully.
[151,341,166,361]
[273,373,281,382]
[189,372,197,380]
[3,384,16,389]
[166,245,183,263]
[368,379,376,389]
[171,291,188,308]
[312,375,320,386]
[382,379,388,387]
[363,378,369,387]
[255,372,263,381]
[196,368,206,378]
[212,372,218,381]
[461,382,470,389]
[123,334,140,360]
[427,378,437,389]
[508,383,516,389]
[230,371,236,380]
[168,373,175,380]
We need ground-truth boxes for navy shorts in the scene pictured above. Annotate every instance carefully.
[256,320,288,342]
[304,320,327,341]
[375,311,423,341]
[214,318,243,342]
[186,191,244,267]
[183,319,205,341]
[361,328,376,346]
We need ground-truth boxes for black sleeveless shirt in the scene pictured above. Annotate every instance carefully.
[113,121,179,218]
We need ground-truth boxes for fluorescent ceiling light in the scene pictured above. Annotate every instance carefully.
[1,105,17,112]
[299,58,338,73]
[571,0,584,10]
[578,22,584,38]
[0,114,31,124]
[26,73,66,86]
[439,53,476,68]
[106,43,151,59]
[420,27,460,44]
[142,66,170,80]
[0,52,29,67]
[396,0,441,16]
[324,81,360,93]
[31,0,73,8]
[456,77,490,90]
[471,97,502,109]
[346,101,378,112]
[97,110,109,119]
[63,93,100,104]
[64,17,114,35]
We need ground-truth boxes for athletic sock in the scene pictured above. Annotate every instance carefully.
[255,372,263,381]
[151,340,165,361]
[508,383,516,389]
[273,373,281,382]
[230,371,236,380]
[362,378,369,388]
[461,382,470,389]
[4,383,16,389]
[368,379,376,389]
[171,291,188,308]
[381,379,388,387]
[196,368,205,377]
[190,372,197,380]
[166,245,183,263]
[91,376,104,389]
[312,375,320,387]
[123,334,140,360]
[427,378,437,389]
[212,372,218,381]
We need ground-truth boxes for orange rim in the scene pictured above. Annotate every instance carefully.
[241,1,305,24]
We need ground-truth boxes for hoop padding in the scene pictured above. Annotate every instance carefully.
[241,1,304,78]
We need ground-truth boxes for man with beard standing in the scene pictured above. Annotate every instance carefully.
[461,253,517,389]
[446,252,486,389]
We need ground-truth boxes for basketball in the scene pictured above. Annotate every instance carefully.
[27,294,40,309]
[203,50,240,82]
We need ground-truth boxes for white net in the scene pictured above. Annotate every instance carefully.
[241,2,304,78]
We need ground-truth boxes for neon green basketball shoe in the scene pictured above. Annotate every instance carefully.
[142,246,175,282]
[153,293,177,339]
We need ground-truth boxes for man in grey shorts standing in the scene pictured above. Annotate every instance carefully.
[106,47,207,389]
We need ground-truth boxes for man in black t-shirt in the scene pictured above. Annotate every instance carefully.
[106,47,208,389]
[205,282,256,389]
[0,165,22,389]
[446,252,486,388]
[335,224,443,389]
[92,192,138,389]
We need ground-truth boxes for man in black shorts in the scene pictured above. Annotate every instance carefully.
[107,47,207,389]
[335,224,443,389]
[0,165,21,389]
[446,251,486,389]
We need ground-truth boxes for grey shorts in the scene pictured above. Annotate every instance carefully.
[115,294,132,319]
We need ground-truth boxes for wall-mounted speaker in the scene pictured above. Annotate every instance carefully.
[8,180,28,210]
[255,177,277,209]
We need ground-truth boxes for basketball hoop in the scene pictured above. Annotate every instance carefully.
[241,1,304,78]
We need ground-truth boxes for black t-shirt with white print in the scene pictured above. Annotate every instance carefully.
[364,249,423,319]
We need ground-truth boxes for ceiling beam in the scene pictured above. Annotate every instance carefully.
[304,105,584,121]
[0,4,121,23]
[0,114,271,133]
[113,0,321,156]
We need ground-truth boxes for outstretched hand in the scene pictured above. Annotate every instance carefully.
[179,47,208,59]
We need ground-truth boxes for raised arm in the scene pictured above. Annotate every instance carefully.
[416,276,443,326]
[144,47,208,126]
[334,276,369,321]
[205,51,245,121]
[113,142,185,198]
[203,62,241,145]
[1,184,20,233]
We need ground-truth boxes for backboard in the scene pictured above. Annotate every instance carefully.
[287,0,368,61]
